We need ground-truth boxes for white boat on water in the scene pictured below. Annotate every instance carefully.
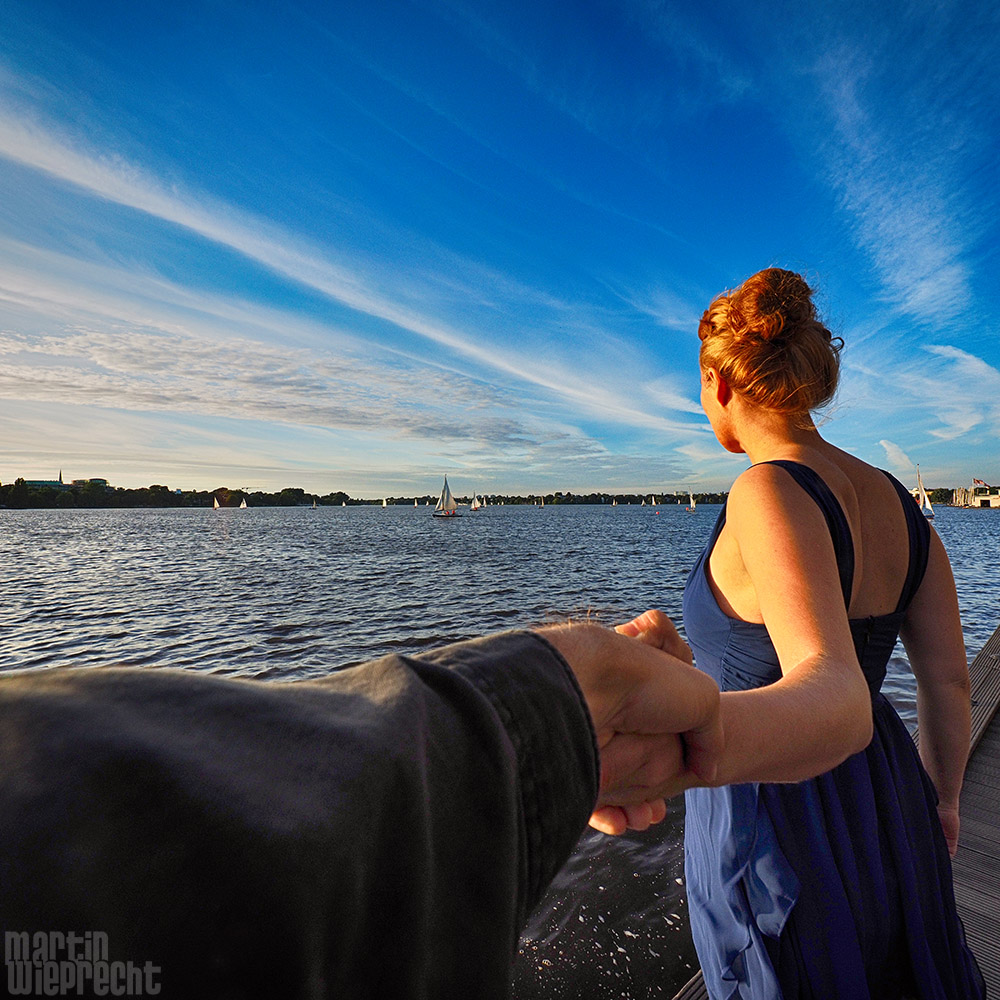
[433,476,461,518]
[916,465,935,520]
[239,498,248,509]
[470,494,482,510]
[686,490,697,513]
[213,496,220,510]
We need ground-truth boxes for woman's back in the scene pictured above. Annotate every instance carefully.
[705,443,921,627]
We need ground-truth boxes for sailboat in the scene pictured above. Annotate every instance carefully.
[686,491,697,513]
[239,498,248,509]
[470,493,482,511]
[433,476,461,517]
[382,498,388,508]
[312,499,317,509]
[213,496,220,510]
[916,465,935,520]
[414,498,418,507]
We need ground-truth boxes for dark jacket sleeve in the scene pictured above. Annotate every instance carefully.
[0,630,599,999]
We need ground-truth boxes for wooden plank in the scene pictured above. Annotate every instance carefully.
[671,971,710,1000]
[953,702,1000,992]
[673,621,1000,1000]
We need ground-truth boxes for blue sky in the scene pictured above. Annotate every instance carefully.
[0,0,997,497]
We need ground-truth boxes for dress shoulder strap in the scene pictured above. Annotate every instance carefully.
[757,460,855,610]
[879,469,931,613]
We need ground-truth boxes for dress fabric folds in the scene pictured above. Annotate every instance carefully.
[681,461,985,999]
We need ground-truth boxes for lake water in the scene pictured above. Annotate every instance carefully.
[2,503,997,997]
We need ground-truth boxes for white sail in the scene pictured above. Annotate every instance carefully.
[433,476,460,517]
[916,465,935,520]
[213,496,220,509]
[239,498,247,509]
[382,498,388,508]
[687,490,696,512]
[470,493,482,510]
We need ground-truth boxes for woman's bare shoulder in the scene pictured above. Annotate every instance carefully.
[726,462,827,533]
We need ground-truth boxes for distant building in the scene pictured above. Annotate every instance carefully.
[952,482,1000,508]
[25,471,69,490]
[21,473,111,492]
[70,478,111,489]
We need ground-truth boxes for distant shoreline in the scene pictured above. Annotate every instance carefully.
[0,482,729,510]
[0,478,968,510]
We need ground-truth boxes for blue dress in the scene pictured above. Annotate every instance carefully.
[682,461,985,999]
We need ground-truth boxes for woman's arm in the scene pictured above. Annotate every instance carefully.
[898,529,970,855]
[704,464,873,786]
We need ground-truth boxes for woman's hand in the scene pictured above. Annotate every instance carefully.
[541,610,721,837]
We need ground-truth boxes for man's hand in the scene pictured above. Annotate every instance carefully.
[537,610,722,836]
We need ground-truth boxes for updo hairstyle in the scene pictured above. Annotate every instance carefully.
[698,268,842,415]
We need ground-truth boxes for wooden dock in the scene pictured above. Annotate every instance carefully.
[672,622,1000,1000]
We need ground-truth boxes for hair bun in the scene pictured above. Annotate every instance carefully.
[733,268,817,344]
[698,267,841,416]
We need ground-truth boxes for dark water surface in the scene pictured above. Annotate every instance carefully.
[2,503,997,997]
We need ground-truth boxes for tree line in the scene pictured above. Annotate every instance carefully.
[0,481,729,509]
[0,479,956,510]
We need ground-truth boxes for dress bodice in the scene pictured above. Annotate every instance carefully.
[682,460,930,699]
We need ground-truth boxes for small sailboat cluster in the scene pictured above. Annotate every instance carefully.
[686,490,697,513]
[214,495,248,509]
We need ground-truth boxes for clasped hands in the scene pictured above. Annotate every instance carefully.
[539,610,722,837]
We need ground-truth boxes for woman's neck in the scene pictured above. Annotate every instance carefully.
[732,404,825,466]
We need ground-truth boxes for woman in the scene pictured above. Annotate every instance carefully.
[601,269,984,998]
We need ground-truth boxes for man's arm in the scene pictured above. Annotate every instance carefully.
[0,620,718,997]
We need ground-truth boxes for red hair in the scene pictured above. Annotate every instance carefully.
[698,268,842,415]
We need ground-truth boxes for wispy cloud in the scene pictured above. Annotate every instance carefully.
[0,323,538,448]
[842,337,1000,448]
[878,439,913,474]
[815,54,972,324]
[766,4,997,329]
[920,345,1000,439]
[0,99,708,440]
